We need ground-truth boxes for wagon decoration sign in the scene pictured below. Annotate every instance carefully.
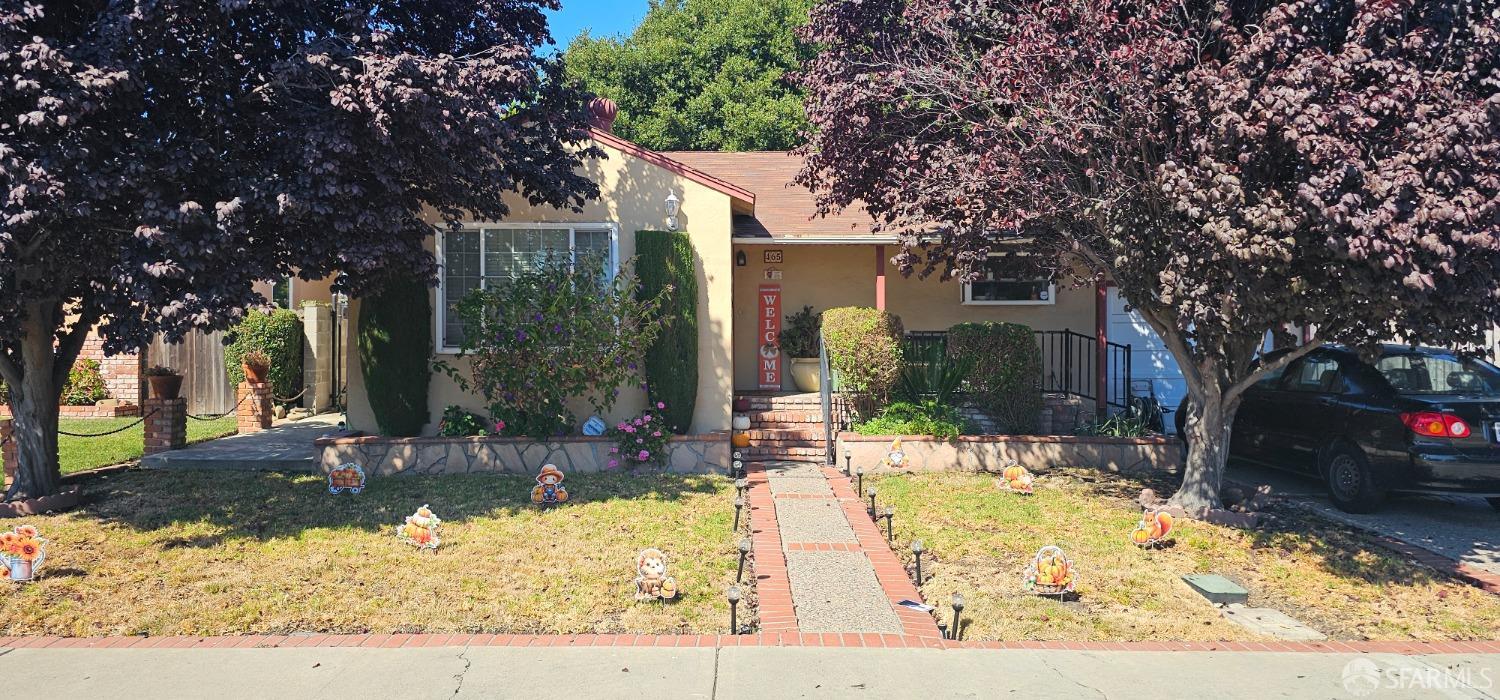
[327,463,366,495]
[1023,545,1076,597]
[396,505,442,551]
[531,464,569,507]
[634,548,679,602]
[0,525,47,583]
[1131,510,1175,548]
[996,462,1034,495]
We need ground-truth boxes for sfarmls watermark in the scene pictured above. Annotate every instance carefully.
[1342,658,1494,697]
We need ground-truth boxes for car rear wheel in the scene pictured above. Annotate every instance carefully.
[1324,443,1386,513]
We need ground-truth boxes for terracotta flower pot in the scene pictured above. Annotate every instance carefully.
[148,374,183,400]
[243,363,269,384]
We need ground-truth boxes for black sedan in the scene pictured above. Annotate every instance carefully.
[1177,344,1500,513]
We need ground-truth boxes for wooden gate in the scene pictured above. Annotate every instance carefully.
[146,330,234,415]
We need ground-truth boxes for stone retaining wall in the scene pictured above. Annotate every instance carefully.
[0,403,140,419]
[315,432,732,477]
[836,432,1181,476]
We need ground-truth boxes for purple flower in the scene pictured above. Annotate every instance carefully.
[609,447,618,453]
[636,437,644,444]
[637,450,650,461]
[552,323,562,333]
[607,459,619,469]
[633,417,644,426]
[642,414,652,422]
[532,312,544,322]
[515,330,528,342]
[628,362,637,370]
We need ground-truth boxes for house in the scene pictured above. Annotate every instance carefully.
[322,101,1182,453]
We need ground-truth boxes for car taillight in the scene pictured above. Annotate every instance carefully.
[1400,412,1471,438]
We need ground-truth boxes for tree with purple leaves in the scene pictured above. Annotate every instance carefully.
[796,0,1500,510]
[0,0,602,501]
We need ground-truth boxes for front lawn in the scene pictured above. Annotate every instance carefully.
[1,470,737,636]
[874,470,1500,642]
[58,415,237,474]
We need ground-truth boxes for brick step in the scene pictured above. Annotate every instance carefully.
[735,394,826,410]
[743,428,826,441]
[743,445,828,459]
[747,439,827,451]
[742,410,824,425]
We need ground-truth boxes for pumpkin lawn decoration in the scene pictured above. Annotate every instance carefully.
[531,464,569,507]
[996,462,1034,495]
[881,438,906,470]
[1131,510,1176,549]
[396,505,441,551]
[1023,545,1077,598]
[0,525,47,583]
[634,548,679,602]
[327,463,366,495]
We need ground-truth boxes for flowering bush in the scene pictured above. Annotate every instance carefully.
[436,253,671,438]
[607,402,673,468]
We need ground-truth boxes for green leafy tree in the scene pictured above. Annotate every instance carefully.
[564,0,813,150]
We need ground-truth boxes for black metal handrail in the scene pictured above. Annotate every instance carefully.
[903,329,1132,410]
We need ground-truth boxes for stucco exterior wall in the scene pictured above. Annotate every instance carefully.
[344,139,737,436]
[731,244,1095,391]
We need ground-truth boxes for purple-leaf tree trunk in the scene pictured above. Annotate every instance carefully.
[795,0,1500,510]
[0,0,603,501]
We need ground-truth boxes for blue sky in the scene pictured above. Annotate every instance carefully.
[542,0,652,52]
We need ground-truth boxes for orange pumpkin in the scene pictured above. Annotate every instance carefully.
[1002,465,1026,481]
[731,432,751,448]
[1131,528,1151,544]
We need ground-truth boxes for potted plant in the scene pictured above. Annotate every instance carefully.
[144,365,183,400]
[241,350,271,385]
[778,306,822,392]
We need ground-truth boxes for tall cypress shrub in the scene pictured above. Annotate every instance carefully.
[358,276,431,436]
[636,230,697,433]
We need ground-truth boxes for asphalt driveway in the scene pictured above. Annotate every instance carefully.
[1228,462,1500,577]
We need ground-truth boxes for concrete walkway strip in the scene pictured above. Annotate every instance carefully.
[139,414,345,472]
[772,499,857,543]
[785,551,905,633]
[4,647,1495,699]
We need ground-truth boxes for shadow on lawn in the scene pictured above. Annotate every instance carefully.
[65,468,725,546]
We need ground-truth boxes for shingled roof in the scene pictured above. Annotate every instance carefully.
[661,151,888,241]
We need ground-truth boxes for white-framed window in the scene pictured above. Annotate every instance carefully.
[436,223,619,353]
[960,254,1056,306]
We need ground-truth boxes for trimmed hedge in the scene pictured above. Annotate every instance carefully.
[636,230,697,433]
[822,307,904,405]
[358,275,432,437]
[947,322,1042,433]
[225,308,304,400]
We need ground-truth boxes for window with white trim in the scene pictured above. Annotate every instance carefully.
[438,224,617,351]
[961,255,1055,305]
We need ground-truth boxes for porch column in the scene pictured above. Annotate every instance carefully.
[875,245,887,311]
[1095,283,1109,415]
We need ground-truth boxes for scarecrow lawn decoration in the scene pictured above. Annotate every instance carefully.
[1023,545,1077,597]
[634,548,679,602]
[996,462,1035,495]
[327,463,366,495]
[396,505,442,551]
[1131,510,1176,548]
[0,524,47,583]
[531,464,569,506]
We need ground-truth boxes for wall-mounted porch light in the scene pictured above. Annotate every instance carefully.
[665,192,680,231]
[736,250,747,266]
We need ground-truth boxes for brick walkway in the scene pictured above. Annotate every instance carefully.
[747,461,942,640]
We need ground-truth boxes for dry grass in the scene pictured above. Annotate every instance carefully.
[873,469,1500,642]
[1,469,739,636]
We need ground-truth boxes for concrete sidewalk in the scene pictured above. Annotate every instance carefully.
[139,413,346,472]
[3,646,1495,699]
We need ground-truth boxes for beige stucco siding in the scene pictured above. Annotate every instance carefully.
[344,140,737,436]
[731,244,1094,391]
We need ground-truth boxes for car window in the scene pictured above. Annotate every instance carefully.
[1376,353,1500,395]
[1281,356,1343,393]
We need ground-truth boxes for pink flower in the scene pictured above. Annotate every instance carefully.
[656,402,666,410]
[624,425,635,433]
[493,419,506,432]
[642,414,652,422]
[616,422,628,431]
[636,437,644,444]
[637,450,650,461]
[610,447,618,453]
[633,417,644,426]
[607,459,619,469]
[653,431,662,437]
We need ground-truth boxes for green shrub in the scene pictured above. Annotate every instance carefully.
[778,306,821,358]
[358,276,432,436]
[61,359,110,406]
[894,339,974,406]
[636,230,697,434]
[225,308,304,400]
[947,322,1042,433]
[854,400,969,439]
[435,405,487,437]
[822,307,904,406]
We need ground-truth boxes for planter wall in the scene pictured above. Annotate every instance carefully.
[316,432,732,477]
[837,432,1182,476]
[0,403,141,419]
